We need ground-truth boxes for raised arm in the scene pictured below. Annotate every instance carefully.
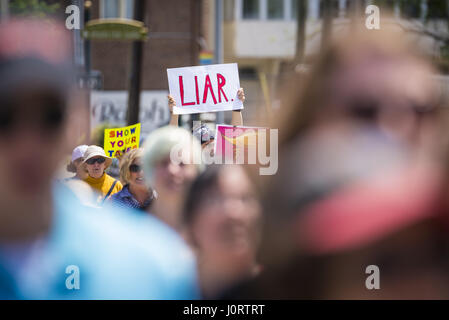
[168,94,179,126]
[231,88,245,126]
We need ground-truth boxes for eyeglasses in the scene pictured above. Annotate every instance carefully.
[129,164,142,173]
[86,157,106,165]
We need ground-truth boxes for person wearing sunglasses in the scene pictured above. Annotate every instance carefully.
[110,148,157,211]
[83,145,123,204]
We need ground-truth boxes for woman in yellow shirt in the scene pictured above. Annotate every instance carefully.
[83,145,123,204]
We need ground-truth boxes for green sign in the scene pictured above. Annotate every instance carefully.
[83,19,148,41]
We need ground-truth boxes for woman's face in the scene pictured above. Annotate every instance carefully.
[128,157,145,188]
[153,154,198,199]
[323,57,437,146]
[85,157,106,179]
[190,166,261,275]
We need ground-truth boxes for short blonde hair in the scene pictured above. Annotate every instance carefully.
[142,126,204,186]
[119,148,143,185]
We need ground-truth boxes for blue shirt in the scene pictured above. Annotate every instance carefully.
[0,183,199,300]
[110,184,156,211]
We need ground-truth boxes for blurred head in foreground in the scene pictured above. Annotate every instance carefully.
[279,26,443,149]
[184,165,262,298]
[0,18,200,300]
[230,27,449,299]
[0,18,74,241]
[142,126,203,231]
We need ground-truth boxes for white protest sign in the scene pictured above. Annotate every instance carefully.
[167,63,243,115]
[90,90,170,137]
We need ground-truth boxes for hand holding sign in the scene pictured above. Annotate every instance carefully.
[167,63,244,115]
[237,88,245,103]
[167,88,245,113]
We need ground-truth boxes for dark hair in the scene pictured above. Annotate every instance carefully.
[66,161,76,173]
[183,165,223,226]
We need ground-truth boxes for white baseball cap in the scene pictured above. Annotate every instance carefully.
[71,145,88,162]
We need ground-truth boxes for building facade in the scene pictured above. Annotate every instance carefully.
[89,0,202,90]
[211,0,449,125]
[85,0,202,136]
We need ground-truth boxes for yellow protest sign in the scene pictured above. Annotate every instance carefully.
[104,123,141,158]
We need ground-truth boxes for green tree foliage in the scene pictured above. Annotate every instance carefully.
[91,123,114,149]
[372,0,396,11]
[399,0,421,19]
[9,0,60,18]
[426,0,449,20]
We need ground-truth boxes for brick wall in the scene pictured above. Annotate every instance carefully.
[89,0,201,90]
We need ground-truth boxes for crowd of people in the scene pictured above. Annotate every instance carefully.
[4,16,449,300]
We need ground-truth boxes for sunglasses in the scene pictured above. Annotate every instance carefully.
[129,164,142,173]
[344,95,439,121]
[0,95,66,133]
[86,157,106,165]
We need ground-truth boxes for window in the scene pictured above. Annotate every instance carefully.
[101,0,134,19]
[243,0,260,19]
[239,0,300,21]
[125,0,134,18]
[291,0,298,19]
[292,0,309,21]
[239,67,258,80]
[102,0,119,18]
[268,0,284,19]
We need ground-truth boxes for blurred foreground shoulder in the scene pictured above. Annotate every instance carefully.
[47,184,199,299]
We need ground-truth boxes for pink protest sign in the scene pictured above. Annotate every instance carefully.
[214,125,268,163]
